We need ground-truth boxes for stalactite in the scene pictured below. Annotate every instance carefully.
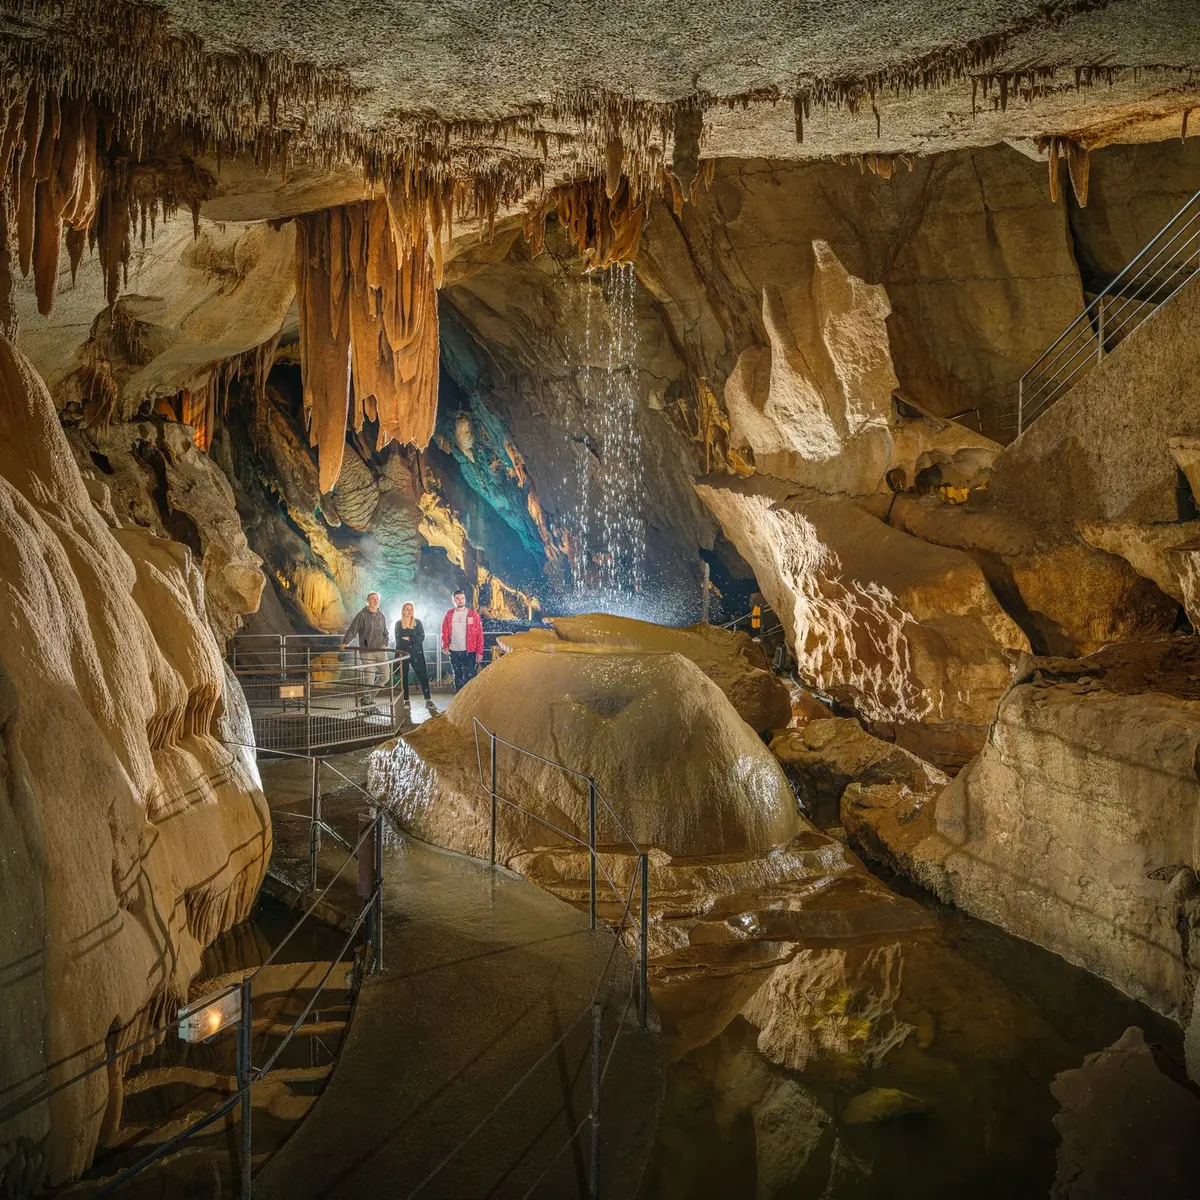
[1066,141,1090,207]
[553,176,645,270]
[605,136,624,199]
[1038,135,1090,207]
[295,210,352,493]
[295,197,440,492]
[671,106,703,198]
[0,80,214,317]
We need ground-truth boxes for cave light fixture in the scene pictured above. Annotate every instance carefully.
[178,984,243,1043]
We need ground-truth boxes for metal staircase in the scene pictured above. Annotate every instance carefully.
[1014,188,1200,437]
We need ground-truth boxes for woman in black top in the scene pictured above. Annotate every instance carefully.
[394,603,432,702]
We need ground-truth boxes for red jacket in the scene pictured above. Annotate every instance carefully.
[441,605,484,654]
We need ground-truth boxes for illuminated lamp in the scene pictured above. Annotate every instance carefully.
[178,986,243,1043]
[279,683,305,700]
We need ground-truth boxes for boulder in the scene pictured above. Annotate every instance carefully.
[500,613,791,733]
[844,640,1200,1028]
[771,717,947,829]
[697,475,1027,767]
[370,645,802,862]
[788,686,835,728]
[722,239,1001,499]
[0,337,269,1191]
[885,493,1180,657]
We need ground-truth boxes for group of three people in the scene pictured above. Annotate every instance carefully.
[341,589,485,705]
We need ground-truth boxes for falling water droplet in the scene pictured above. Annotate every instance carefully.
[573,261,644,605]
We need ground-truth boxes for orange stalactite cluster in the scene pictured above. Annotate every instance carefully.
[0,81,215,320]
[524,159,715,269]
[1,86,98,315]
[554,176,645,269]
[295,190,442,493]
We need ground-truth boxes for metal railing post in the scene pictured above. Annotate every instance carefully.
[237,975,253,1200]
[1096,294,1105,361]
[590,1000,602,1200]
[639,853,649,1032]
[1017,375,1023,438]
[309,757,321,891]
[373,810,384,972]
[489,733,498,867]
[304,647,312,755]
[588,777,598,931]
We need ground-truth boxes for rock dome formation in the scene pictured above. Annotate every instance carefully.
[371,645,800,861]
[0,336,269,1191]
[499,613,792,733]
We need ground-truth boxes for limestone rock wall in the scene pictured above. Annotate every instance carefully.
[0,337,270,1192]
[441,227,717,605]
[14,212,296,419]
[639,145,1086,437]
[993,277,1200,529]
[845,642,1200,1028]
[65,417,265,645]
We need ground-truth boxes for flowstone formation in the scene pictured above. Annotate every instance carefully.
[498,614,791,733]
[0,337,269,1193]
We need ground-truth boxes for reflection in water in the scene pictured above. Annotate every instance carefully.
[644,888,1187,1199]
[73,897,351,1199]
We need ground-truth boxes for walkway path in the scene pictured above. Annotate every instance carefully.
[252,748,664,1199]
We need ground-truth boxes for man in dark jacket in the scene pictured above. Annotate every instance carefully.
[341,592,390,707]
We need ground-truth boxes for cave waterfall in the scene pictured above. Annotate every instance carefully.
[575,261,646,599]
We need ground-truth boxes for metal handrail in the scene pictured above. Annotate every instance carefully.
[404,726,651,1199]
[1015,188,1200,435]
[1,781,389,1198]
[470,717,650,1034]
[228,640,407,756]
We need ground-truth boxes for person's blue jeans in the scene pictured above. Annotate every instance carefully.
[449,650,478,690]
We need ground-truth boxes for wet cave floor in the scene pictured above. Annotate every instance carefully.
[253,727,1193,1200]
[642,868,1189,1200]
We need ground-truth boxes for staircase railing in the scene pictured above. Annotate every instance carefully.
[1015,188,1200,436]
[0,795,387,1198]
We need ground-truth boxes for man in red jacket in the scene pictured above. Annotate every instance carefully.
[441,588,484,691]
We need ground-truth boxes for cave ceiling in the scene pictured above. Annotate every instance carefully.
[1,0,1198,227]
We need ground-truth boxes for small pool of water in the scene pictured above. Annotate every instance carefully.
[643,878,1189,1199]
